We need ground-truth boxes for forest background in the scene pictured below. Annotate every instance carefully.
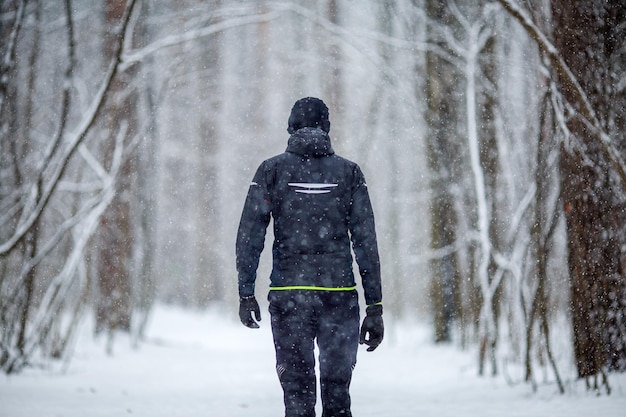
[1,0,625,395]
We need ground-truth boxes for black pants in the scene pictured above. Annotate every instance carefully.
[269,290,360,417]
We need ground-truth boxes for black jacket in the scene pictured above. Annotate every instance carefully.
[236,127,382,306]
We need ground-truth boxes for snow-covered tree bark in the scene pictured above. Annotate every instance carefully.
[428,1,507,376]
[424,0,463,344]
[552,0,626,384]
[498,0,626,387]
[462,10,500,376]
[94,0,140,336]
[0,0,140,373]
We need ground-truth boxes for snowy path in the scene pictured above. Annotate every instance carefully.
[1,306,625,417]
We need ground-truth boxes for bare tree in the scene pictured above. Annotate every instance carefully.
[497,0,626,391]
[553,0,626,390]
[424,0,464,344]
[427,0,508,375]
[0,0,139,373]
[93,0,140,338]
[524,85,564,393]
[191,0,224,306]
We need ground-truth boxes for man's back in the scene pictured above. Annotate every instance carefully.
[266,127,361,290]
[237,125,381,303]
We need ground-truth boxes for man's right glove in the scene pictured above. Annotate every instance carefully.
[239,295,261,328]
[359,304,384,351]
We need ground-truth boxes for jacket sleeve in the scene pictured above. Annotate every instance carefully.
[236,164,272,298]
[348,165,382,306]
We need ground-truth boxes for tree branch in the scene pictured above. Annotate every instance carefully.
[0,0,26,117]
[496,0,626,185]
[0,0,139,257]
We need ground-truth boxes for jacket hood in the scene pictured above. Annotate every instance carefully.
[286,127,334,158]
[287,97,331,134]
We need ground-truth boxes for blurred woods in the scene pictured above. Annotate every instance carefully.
[0,0,624,393]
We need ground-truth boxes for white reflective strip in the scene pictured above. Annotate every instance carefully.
[276,364,286,378]
[288,183,338,188]
[295,189,331,194]
[288,183,338,195]
[250,182,258,186]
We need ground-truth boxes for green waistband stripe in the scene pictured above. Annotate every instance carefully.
[269,285,357,292]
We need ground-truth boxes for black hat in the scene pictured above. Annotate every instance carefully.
[287,97,331,134]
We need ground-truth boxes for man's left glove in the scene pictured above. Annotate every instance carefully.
[360,304,384,351]
[239,295,261,328]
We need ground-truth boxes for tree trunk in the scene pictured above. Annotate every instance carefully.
[424,0,462,344]
[192,0,223,306]
[553,0,626,380]
[95,0,139,334]
[324,0,344,138]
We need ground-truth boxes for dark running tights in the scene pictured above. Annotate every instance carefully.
[269,290,360,417]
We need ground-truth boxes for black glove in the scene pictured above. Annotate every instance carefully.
[360,304,384,351]
[239,295,261,328]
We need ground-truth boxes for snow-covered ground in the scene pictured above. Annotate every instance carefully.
[1,305,625,417]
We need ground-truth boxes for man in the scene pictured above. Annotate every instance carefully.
[236,97,383,417]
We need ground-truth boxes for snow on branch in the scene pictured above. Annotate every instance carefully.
[121,9,282,68]
[0,0,26,115]
[3,120,127,374]
[496,0,626,185]
[268,1,421,112]
[0,0,139,257]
